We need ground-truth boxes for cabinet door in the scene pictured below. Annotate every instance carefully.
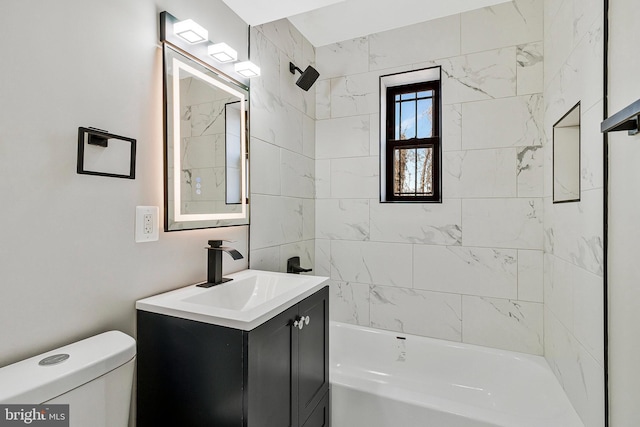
[247,305,297,427]
[137,311,244,427]
[301,391,330,427]
[296,287,329,425]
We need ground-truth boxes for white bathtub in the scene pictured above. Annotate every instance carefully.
[330,322,583,427]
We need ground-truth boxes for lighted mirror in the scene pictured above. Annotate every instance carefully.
[553,102,580,203]
[163,45,249,230]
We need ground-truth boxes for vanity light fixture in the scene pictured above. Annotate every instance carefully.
[208,42,238,63]
[173,19,208,44]
[234,61,261,78]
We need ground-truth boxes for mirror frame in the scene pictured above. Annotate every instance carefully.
[160,11,250,231]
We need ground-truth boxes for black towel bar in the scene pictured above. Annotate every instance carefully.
[601,98,640,136]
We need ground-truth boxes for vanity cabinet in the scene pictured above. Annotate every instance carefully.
[137,286,329,427]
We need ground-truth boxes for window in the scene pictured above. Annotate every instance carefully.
[380,67,441,203]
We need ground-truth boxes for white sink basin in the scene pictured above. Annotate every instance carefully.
[136,269,328,330]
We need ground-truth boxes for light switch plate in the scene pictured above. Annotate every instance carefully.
[135,206,159,243]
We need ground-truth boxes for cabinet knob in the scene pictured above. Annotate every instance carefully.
[293,316,304,330]
[304,316,310,325]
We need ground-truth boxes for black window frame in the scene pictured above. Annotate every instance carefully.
[384,80,442,203]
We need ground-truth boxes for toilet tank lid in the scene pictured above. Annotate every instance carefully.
[0,331,136,404]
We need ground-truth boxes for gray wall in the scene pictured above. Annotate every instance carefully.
[608,0,640,423]
[0,0,250,368]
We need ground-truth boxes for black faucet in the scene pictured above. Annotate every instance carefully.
[287,256,312,274]
[197,240,244,288]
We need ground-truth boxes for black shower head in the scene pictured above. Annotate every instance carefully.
[289,62,320,91]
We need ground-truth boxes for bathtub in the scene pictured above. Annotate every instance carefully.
[330,322,583,427]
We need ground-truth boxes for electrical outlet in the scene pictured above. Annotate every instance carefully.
[136,206,159,243]
[143,214,153,234]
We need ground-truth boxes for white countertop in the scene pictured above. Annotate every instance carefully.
[136,269,328,331]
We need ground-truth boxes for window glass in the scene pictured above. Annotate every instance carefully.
[417,98,433,138]
[393,146,433,197]
[399,100,416,139]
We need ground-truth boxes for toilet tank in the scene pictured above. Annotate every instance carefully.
[0,331,136,427]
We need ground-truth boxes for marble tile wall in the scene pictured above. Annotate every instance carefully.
[315,0,546,356]
[249,4,604,424]
[543,0,605,425]
[249,20,316,273]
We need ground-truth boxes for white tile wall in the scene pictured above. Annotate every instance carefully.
[441,104,462,151]
[329,280,370,326]
[280,149,314,198]
[316,37,369,79]
[250,11,602,425]
[315,159,331,199]
[315,79,331,120]
[580,102,604,191]
[437,48,517,105]
[251,194,304,249]
[462,296,543,354]
[369,15,461,71]
[462,95,543,150]
[517,250,544,302]
[542,0,605,424]
[330,72,379,117]
[370,286,462,341]
[413,246,517,299]
[550,188,604,276]
[303,199,315,241]
[314,0,547,357]
[517,42,544,95]
[517,146,545,197]
[251,138,281,195]
[250,20,315,272]
[544,310,605,427]
[329,156,379,199]
[330,241,413,287]
[369,200,462,245]
[316,115,370,159]
[444,149,518,198]
[462,198,544,249]
[461,0,543,54]
[316,199,370,241]
[314,239,331,277]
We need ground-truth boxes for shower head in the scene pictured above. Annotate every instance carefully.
[289,62,320,91]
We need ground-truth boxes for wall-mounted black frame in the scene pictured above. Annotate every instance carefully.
[552,102,581,204]
[76,127,136,179]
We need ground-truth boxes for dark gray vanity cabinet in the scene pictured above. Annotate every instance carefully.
[137,286,329,427]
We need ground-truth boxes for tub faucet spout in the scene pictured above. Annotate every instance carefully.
[198,240,244,288]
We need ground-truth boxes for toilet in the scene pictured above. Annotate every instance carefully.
[0,331,136,427]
